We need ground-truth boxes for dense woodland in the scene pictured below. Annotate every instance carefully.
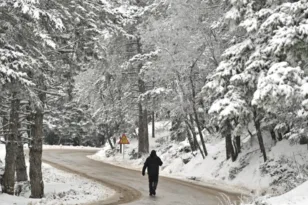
[1,0,308,199]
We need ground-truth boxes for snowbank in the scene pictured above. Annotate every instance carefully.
[266,180,308,205]
[0,144,114,205]
[247,180,308,205]
[43,145,101,150]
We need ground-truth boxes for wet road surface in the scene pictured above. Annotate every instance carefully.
[43,149,243,205]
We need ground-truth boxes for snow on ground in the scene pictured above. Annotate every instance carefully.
[43,145,101,150]
[88,121,308,205]
[265,180,308,205]
[245,180,308,205]
[0,144,115,205]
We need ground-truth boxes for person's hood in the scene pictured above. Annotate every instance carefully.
[150,150,157,158]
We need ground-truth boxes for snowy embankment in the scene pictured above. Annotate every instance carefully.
[43,145,101,150]
[246,180,308,205]
[264,181,308,205]
[0,144,114,205]
[88,121,308,205]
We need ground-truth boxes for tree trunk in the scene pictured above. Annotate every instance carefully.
[192,106,208,156]
[277,132,283,141]
[144,109,149,151]
[107,128,114,149]
[138,100,149,153]
[100,133,105,146]
[285,124,291,135]
[235,135,241,154]
[137,101,146,153]
[2,139,16,195]
[29,108,44,198]
[26,103,32,148]
[107,137,114,149]
[225,133,231,160]
[29,78,45,198]
[185,123,197,151]
[187,115,204,158]
[16,137,28,182]
[15,98,28,182]
[253,109,267,162]
[2,115,8,142]
[16,143,28,182]
[136,38,149,154]
[152,111,155,138]
[2,93,19,195]
[270,128,277,143]
[222,120,236,161]
[152,80,155,138]
[189,63,208,156]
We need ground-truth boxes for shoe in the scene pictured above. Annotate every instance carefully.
[153,190,156,196]
[149,193,153,196]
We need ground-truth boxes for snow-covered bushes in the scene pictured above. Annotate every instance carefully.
[44,189,78,201]
[129,149,141,159]
[228,157,250,181]
[260,155,308,195]
[105,148,117,158]
[14,181,31,196]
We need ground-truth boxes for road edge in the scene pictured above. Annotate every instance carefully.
[42,158,142,205]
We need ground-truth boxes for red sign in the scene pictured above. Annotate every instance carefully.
[118,134,130,144]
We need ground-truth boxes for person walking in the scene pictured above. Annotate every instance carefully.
[142,150,163,196]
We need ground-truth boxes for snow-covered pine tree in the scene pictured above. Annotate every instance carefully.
[0,45,34,194]
[43,0,135,149]
[0,0,65,197]
[203,0,308,162]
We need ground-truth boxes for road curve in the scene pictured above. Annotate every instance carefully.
[43,149,243,205]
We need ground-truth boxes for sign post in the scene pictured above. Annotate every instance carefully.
[118,134,130,159]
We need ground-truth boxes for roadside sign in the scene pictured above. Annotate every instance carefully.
[118,134,129,159]
[118,134,130,144]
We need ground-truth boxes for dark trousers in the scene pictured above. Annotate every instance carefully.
[148,175,158,194]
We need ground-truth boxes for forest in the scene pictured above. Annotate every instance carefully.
[1,0,308,200]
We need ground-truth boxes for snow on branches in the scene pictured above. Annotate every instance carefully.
[252,62,304,113]
[209,96,246,122]
[1,0,65,30]
[122,50,160,79]
[204,0,308,141]
[139,87,171,105]
[0,47,34,86]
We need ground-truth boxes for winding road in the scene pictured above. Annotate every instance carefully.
[43,149,243,205]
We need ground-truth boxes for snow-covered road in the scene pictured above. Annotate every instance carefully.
[43,149,243,205]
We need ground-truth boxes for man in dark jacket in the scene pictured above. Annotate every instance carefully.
[142,150,163,196]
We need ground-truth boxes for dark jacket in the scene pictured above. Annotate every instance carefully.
[142,150,163,177]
